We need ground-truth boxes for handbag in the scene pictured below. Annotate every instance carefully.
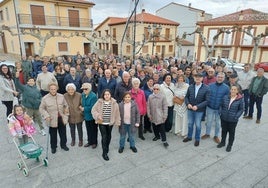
[173,96,184,105]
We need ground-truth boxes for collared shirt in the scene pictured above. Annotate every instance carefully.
[195,83,202,98]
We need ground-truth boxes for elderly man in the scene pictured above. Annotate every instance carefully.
[244,68,268,124]
[39,83,69,154]
[98,69,117,97]
[183,73,210,147]
[63,67,82,92]
[114,71,132,103]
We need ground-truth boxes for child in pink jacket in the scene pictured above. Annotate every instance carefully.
[8,105,36,145]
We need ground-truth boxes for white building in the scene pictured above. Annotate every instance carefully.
[156,2,212,60]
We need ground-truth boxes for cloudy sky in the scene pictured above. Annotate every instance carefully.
[91,0,268,24]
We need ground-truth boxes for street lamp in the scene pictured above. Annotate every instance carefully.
[147,23,162,55]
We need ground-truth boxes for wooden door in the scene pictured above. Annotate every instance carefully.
[84,43,91,55]
[25,42,34,57]
[68,10,80,27]
[112,44,118,55]
[31,5,45,25]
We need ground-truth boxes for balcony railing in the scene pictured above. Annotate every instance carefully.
[18,14,93,28]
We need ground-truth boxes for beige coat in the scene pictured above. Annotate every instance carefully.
[39,93,69,127]
[64,92,83,124]
[91,98,121,126]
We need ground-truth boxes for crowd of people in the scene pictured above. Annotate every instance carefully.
[1,52,268,161]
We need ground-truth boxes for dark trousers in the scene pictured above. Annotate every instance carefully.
[165,106,174,132]
[99,124,113,154]
[85,120,98,145]
[248,94,263,120]
[220,119,237,147]
[69,122,83,142]
[152,123,166,142]
[242,89,249,115]
[49,117,67,149]
[2,101,13,117]
[144,114,152,131]
[138,115,144,137]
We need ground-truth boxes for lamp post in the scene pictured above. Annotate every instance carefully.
[147,23,162,55]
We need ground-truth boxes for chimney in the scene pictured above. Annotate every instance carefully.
[188,3,191,7]
[142,9,145,13]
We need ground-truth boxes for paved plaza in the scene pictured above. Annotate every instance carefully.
[1,93,268,188]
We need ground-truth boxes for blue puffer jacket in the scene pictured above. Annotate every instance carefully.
[142,82,153,101]
[81,91,97,121]
[97,77,117,97]
[220,94,244,123]
[185,83,210,112]
[208,82,229,110]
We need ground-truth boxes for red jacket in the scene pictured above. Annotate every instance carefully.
[130,88,147,115]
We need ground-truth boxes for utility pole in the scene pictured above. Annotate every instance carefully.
[132,0,137,64]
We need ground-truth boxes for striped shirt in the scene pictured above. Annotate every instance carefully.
[102,101,112,125]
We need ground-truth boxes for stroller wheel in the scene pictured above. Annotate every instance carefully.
[22,168,29,177]
[17,162,23,170]
[43,159,48,167]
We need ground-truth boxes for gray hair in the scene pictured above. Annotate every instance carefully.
[132,77,140,85]
[66,83,76,91]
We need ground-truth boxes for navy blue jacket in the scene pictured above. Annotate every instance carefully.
[220,94,244,123]
[185,83,210,112]
[97,77,117,97]
[63,73,82,92]
[208,82,229,110]
[114,81,132,103]
[142,82,153,101]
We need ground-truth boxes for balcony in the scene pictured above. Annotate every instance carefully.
[18,14,93,28]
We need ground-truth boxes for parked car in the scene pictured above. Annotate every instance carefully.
[254,62,268,72]
[0,60,16,73]
[211,57,244,72]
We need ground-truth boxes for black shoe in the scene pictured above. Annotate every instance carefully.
[163,142,169,148]
[51,148,56,154]
[183,137,192,142]
[143,129,147,134]
[226,145,232,152]
[148,129,152,133]
[217,142,225,148]
[139,136,145,140]
[127,138,129,142]
[130,147,137,153]
[194,141,200,147]
[118,147,124,153]
[61,146,69,151]
[102,153,109,161]
[152,137,160,141]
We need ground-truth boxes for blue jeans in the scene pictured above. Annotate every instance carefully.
[205,107,221,137]
[119,124,135,148]
[249,94,263,120]
[187,110,204,141]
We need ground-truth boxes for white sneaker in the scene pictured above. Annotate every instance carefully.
[39,129,46,136]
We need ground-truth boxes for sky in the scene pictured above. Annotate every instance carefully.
[90,0,268,24]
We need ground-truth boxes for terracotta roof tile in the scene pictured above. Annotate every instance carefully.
[181,39,194,46]
[203,8,268,23]
[108,11,179,26]
[59,0,95,5]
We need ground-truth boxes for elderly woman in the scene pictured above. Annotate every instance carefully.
[147,84,169,148]
[80,83,98,148]
[130,78,147,140]
[64,83,84,147]
[39,82,69,154]
[160,73,175,132]
[173,75,189,137]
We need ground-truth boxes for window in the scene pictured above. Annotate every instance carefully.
[168,45,173,52]
[68,10,80,27]
[144,27,150,40]
[30,5,45,25]
[98,31,101,37]
[0,11,3,21]
[208,29,218,45]
[105,30,108,36]
[222,32,232,45]
[106,43,109,50]
[98,43,101,49]
[58,42,68,52]
[5,7,9,21]
[142,45,148,53]
[263,36,268,46]
[126,45,131,53]
[165,28,170,40]
[112,28,116,40]
[156,45,161,53]
[242,28,254,45]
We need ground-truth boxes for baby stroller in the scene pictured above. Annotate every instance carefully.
[7,114,49,177]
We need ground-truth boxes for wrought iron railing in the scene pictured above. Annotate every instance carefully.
[18,14,93,28]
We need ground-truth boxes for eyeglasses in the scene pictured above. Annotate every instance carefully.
[82,88,88,90]
[153,88,159,90]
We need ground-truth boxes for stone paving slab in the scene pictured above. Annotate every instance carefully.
[1,87,268,188]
